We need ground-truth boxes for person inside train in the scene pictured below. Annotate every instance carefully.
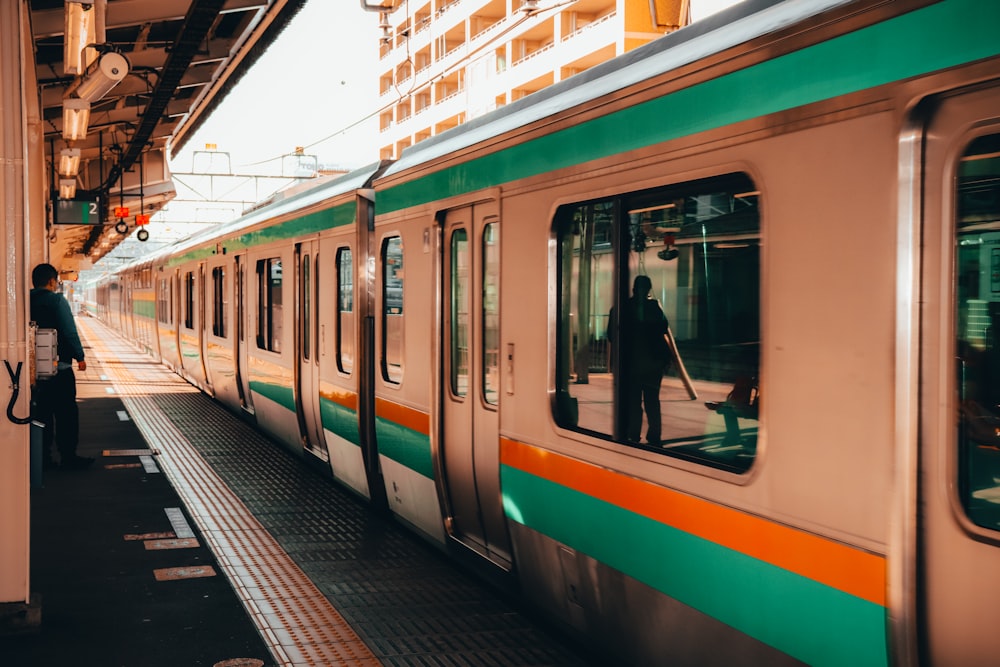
[30,263,92,470]
[611,274,672,445]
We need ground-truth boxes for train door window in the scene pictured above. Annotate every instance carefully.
[211,266,226,337]
[450,229,470,396]
[555,173,760,473]
[337,247,354,374]
[955,132,1000,532]
[158,278,170,323]
[302,254,311,360]
[256,257,283,353]
[183,271,195,330]
[382,236,404,383]
[483,222,499,405]
[313,254,320,361]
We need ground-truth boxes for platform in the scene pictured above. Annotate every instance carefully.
[0,316,592,667]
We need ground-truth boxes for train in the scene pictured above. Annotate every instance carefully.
[90,0,1000,664]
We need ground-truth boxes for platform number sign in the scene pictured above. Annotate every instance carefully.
[53,197,101,225]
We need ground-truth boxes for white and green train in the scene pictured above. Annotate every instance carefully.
[95,0,1000,663]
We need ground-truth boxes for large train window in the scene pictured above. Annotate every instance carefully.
[555,173,760,473]
[382,236,404,383]
[256,257,283,353]
[483,223,500,405]
[337,247,354,374]
[955,132,1000,531]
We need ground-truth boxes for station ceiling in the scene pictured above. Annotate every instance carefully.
[30,0,308,273]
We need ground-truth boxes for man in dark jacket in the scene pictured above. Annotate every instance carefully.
[30,263,91,469]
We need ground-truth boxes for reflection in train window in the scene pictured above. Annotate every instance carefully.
[337,247,354,374]
[158,278,171,324]
[211,266,225,338]
[555,173,760,473]
[451,228,469,397]
[483,222,499,406]
[302,255,311,360]
[955,132,1000,532]
[256,257,282,353]
[183,271,195,330]
[382,236,404,383]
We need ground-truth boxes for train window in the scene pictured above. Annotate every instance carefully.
[337,247,354,374]
[211,266,226,338]
[255,257,283,353]
[955,132,1000,532]
[555,173,760,473]
[382,236,404,384]
[157,278,170,324]
[483,222,499,405]
[183,271,195,330]
[450,229,470,397]
[302,254,311,360]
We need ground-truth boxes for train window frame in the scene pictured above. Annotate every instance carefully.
[255,257,283,353]
[381,235,404,384]
[953,131,1000,534]
[301,254,311,361]
[183,271,195,330]
[482,222,500,406]
[157,277,170,324]
[211,265,226,338]
[554,172,761,474]
[336,246,354,375]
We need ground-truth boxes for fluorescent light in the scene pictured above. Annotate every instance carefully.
[63,1,92,76]
[59,148,81,177]
[59,178,77,199]
[65,51,129,104]
[62,98,90,140]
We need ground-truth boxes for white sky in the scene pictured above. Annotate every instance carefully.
[170,0,744,175]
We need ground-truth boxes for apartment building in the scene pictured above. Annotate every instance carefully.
[376,0,691,159]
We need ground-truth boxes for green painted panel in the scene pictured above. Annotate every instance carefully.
[132,300,155,319]
[379,0,999,214]
[320,396,361,446]
[501,465,888,667]
[249,380,295,413]
[375,417,434,480]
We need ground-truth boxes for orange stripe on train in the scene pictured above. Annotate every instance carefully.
[501,437,885,607]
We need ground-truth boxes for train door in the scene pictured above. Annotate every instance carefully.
[296,241,325,459]
[918,83,1000,662]
[440,202,511,568]
[234,253,254,416]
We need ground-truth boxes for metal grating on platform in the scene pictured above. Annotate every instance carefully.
[80,318,590,667]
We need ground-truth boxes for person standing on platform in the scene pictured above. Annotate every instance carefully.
[30,263,92,470]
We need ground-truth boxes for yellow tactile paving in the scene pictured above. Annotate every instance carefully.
[80,318,383,667]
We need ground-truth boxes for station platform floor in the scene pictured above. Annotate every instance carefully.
[0,316,593,667]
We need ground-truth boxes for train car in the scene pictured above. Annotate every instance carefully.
[98,0,1000,664]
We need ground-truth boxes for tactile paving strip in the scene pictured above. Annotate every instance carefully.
[82,323,381,667]
[80,318,590,667]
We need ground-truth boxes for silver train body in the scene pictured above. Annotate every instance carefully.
[94,0,1000,663]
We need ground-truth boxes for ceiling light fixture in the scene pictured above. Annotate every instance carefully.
[62,98,90,141]
[59,178,77,200]
[63,0,94,75]
[59,148,81,177]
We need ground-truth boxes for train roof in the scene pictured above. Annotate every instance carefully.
[382,0,854,178]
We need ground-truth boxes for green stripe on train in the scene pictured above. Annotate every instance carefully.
[379,0,999,214]
[501,465,887,667]
[250,380,295,412]
[319,397,362,446]
[165,201,356,267]
[375,418,434,480]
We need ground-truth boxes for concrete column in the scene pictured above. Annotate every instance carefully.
[0,0,34,626]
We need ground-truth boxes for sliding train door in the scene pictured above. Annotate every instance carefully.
[440,202,511,568]
[918,82,1000,662]
[234,253,254,416]
[296,241,326,460]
